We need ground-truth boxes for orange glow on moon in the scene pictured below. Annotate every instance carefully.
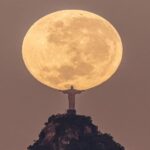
[22,10,123,90]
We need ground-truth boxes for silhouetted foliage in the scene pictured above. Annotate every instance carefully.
[28,113,125,150]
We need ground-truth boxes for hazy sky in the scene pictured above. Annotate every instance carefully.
[0,1,150,150]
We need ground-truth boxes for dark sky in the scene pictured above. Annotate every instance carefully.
[0,0,150,150]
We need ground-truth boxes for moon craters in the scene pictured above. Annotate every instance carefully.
[22,10,123,90]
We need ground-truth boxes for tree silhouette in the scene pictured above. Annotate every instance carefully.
[28,113,125,150]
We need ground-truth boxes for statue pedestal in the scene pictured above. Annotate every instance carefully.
[67,109,76,115]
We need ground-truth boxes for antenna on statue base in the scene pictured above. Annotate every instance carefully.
[61,85,84,115]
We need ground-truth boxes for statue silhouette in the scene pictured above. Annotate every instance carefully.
[62,86,83,111]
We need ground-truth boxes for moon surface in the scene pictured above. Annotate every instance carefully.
[22,10,123,90]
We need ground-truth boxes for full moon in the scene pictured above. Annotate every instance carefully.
[22,10,123,90]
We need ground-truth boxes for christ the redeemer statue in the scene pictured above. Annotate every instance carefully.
[62,86,83,113]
